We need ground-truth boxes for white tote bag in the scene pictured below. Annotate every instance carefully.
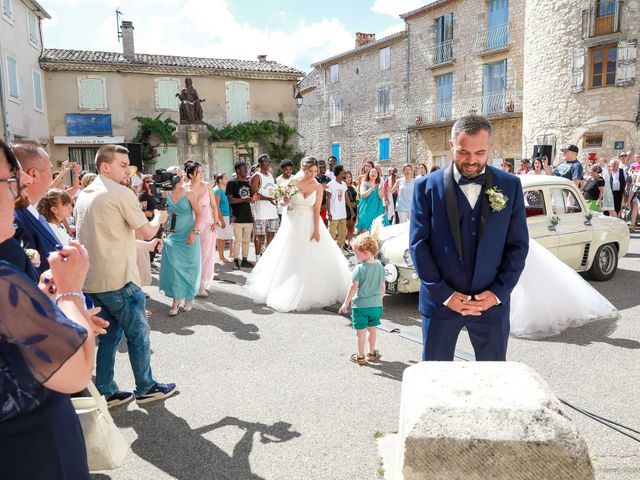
[71,382,130,471]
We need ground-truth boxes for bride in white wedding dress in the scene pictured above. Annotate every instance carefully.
[245,157,351,312]
[509,238,619,338]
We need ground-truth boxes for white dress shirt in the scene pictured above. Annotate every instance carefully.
[453,164,485,209]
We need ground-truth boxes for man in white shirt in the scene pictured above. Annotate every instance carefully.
[326,165,352,252]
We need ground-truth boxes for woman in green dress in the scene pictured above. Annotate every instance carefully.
[355,166,389,232]
[159,171,202,316]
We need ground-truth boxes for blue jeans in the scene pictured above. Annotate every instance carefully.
[88,283,156,397]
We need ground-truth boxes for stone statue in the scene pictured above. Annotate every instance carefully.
[176,77,205,125]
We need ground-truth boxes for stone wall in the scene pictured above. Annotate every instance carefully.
[523,0,640,163]
[298,33,409,173]
[405,0,525,167]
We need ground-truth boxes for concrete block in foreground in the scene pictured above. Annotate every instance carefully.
[396,362,594,480]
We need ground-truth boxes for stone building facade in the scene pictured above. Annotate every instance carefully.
[523,0,639,162]
[403,0,525,169]
[40,21,302,177]
[0,0,50,142]
[297,31,408,173]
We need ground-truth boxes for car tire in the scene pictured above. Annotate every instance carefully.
[586,243,618,281]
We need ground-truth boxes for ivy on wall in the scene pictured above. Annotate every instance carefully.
[133,114,178,172]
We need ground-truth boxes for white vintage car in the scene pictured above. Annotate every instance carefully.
[378,175,630,293]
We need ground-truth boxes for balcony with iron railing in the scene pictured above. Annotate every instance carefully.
[475,23,510,54]
[411,90,523,128]
[425,39,454,68]
[582,0,622,38]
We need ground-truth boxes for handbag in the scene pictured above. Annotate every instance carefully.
[71,382,130,471]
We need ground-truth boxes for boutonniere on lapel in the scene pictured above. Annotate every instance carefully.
[485,187,508,212]
[20,241,41,268]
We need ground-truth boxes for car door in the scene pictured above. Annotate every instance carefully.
[523,187,558,255]
[549,186,592,270]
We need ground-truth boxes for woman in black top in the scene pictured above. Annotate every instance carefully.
[583,164,605,211]
[345,171,358,249]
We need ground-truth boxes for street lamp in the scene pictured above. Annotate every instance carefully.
[295,92,303,108]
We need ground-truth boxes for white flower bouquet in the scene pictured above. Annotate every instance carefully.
[272,180,300,209]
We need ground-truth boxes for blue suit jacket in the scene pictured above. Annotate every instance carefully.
[0,237,39,282]
[13,209,59,274]
[409,164,529,318]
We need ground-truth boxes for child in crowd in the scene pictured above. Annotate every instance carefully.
[339,232,385,366]
[36,189,73,245]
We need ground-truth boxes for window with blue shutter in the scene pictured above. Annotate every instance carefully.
[28,11,39,44]
[331,143,341,163]
[33,70,43,110]
[2,0,12,19]
[155,79,179,110]
[78,77,107,110]
[482,60,507,114]
[226,81,249,125]
[7,57,18,99]
[487,0,509,49]
[379,138,390,161]
[435,73,453,120]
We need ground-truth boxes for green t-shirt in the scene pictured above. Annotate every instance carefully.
[352,261,384,308]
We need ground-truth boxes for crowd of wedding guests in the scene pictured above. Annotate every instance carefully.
[507,145,640,230]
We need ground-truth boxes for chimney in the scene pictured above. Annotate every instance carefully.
[355,32,376,48]
[121,21,135,59]
[257,54,267,63]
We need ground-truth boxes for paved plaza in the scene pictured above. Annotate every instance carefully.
[93,234,640,480]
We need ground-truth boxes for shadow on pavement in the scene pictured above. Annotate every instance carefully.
[90,475,111,479]
[593,268,640,311]
[146,297,261,341]
[113,403,300,480]
[532,318,640,349]
[366,359,418,382]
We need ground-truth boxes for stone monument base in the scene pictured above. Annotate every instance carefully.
[175,124,210,173]
[380,362,595,480]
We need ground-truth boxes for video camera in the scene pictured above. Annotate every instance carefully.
[150,168,181,210]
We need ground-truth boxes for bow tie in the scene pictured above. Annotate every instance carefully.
[458,174,486,186]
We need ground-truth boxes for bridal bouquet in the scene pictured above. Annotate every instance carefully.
[272,180,300,209]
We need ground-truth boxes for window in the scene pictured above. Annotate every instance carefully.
[328,64,339,84]
[331,143,341,163]
[69,147,100,173]
[378,86,390,116]
[435,73,453,121]
[524,190,546,218]
[590,44,617,88]
[379,137,390,161]
[434,155,449,168]
[434,13,454,63]
[155,78,179,111]
[2,0,12,19]
[226,81,249,125]
[32,70,43,111]
[27,11,39,44]
[482,59,507,115]
[329,94,342,126]
[551,188,583,215]
[487,0,509,49]
[380,47,390,70]
[594,0,618,36]
[584,133,603,148]
[6,56,19,99]
[78,76,107,110]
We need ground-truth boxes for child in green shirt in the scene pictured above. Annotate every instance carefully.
[339,232,385,366]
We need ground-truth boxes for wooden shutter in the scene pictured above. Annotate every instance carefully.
[616,39,637,87]
[226,82,249,125]
[331,143,340,162]
[156,79,179,110]
[378,87,390,115]
[7,57,18,98]
[379,138,390,161]
[571,47,586,93]
[33,71,43,110]
[79,77,106,109]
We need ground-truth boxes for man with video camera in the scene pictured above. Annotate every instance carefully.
[75,144,177,407]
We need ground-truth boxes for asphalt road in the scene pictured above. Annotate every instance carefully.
[93,233,640,480]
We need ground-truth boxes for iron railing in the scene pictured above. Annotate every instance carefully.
[425,40,454,68]
[412,90,522,127]
[475,23,510,53]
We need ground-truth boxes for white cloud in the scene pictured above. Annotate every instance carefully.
[371,0,425,17]
[377,22,405,39]
[83,0,355,70]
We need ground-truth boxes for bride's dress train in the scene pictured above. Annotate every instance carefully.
[510,239,619,338]
[245,190,351,312]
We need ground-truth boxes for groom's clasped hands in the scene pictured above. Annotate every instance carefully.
[446,290,499,316]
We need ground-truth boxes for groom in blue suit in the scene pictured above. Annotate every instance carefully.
[410,115,529,361]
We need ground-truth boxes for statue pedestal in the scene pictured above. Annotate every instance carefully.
[175,124,210,176]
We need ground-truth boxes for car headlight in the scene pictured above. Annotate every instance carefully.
[403,249,413,267]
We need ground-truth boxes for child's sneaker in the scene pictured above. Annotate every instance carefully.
[367,350,381,362]
[350,353,366,366]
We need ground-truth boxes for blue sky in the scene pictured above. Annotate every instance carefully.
[42,0,426,72]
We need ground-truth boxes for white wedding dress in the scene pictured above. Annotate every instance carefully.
[244,190,352,312]
[510,239,619,338]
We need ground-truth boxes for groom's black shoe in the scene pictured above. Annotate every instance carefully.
[233,259,240,270]
[241,259,255,268]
